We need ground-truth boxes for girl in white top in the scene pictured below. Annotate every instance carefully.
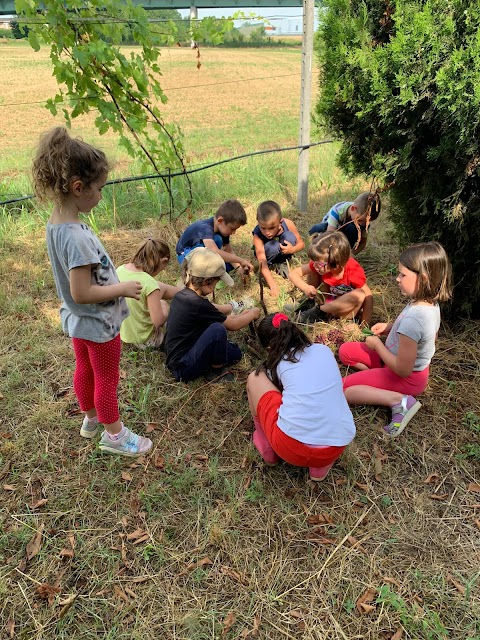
[339,241,452,437]
[246,313,355,481]
[117,238,180,349]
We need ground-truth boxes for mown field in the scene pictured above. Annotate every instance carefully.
[0,41,479,640]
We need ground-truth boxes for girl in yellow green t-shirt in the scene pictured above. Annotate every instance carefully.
[117,239,181,349]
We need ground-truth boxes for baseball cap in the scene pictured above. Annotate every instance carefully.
[185,248,234,287]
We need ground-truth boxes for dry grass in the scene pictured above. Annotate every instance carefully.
[1,201,479,639]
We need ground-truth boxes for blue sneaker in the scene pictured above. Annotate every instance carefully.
[98,426,152,457]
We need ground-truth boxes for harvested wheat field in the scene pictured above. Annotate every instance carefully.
[0,40,479,640]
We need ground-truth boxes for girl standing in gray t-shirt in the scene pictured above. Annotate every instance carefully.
[32,127,152,458]
[339,242,452,438]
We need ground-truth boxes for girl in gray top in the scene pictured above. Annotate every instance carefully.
[339,242,452,437]
[33,127,152,458]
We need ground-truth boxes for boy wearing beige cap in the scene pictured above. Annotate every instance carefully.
[165,248,260,382]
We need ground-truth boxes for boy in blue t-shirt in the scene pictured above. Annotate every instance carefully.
[176,199,254,275]
[309,191,381,254]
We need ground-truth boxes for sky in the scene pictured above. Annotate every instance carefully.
[178,7,316,35]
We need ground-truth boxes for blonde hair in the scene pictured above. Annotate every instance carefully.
[399,241,452,303]
[131,238,170,276]
[32,127,110,203]
[307,231,351,270]
[353,191,381,221]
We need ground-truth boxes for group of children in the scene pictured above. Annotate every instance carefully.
[33,127,453,481]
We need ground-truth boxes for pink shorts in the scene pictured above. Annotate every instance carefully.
[257,390,346,467]
[339,342,429,396]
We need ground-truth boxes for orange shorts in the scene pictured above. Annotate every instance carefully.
[257,390,346,467]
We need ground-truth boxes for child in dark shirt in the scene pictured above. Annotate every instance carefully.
[252,200,304,297]
[165,248,260,382]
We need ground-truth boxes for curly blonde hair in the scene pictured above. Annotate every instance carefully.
[32,127,110,203]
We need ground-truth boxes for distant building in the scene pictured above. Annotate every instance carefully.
[0,19,11,29]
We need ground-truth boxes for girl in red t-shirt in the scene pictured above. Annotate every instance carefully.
[288,231,373,324]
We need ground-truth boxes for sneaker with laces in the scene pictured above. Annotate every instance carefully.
[298,305,328,324]
[98,426,152,457]
[80,416,100,439]
[384,395,422,437]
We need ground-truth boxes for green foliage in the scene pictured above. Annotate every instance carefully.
[9,18,28,39]
[315,0,480,317]
[0,27,14,39]
[14,0,235,178]
[376,585,449,639]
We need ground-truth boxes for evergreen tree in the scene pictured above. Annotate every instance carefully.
[315,0,480,317]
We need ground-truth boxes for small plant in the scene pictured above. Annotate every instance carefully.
[462,412,480,434]
[376,585,449,640]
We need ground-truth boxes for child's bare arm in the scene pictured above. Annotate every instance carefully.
[288,264,317,297]
[70,265,141,304]
[157,282,182,300]
[253,235,279,295]
[147,289,169,328]
[202,238,253,273]
[279,219,305,255]
[365,333,417,377]
[224,307,260,331]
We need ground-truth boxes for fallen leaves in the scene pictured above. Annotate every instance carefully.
[373,445,388,482]
[220,565,247,585]
[222,611,236,638]
[5,618,14,638]
[429,493,449,501]
[26,523,45,561]
[30,498,48,510]
[59,534,75,559]
[179,557,213,576]
[446,573,465,595]
[468,483,480,493]
[126,528,150,545]
[424,473,440,484]
[58,594,77,618]
[121,471,133,482]
[306,512,333,525]
[356,587,377,614]
[36,583,61,605]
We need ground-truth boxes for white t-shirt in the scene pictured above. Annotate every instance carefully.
[276,344,356,446]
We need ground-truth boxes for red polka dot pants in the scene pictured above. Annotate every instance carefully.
[72,334,121,424]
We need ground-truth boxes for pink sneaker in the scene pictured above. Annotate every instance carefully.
[252,429,280,467]
[309,462,334,482]
[384,395,422,438]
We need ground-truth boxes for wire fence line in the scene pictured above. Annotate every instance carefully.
[0,139,333,211]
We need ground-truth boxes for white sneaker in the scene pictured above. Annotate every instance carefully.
[98,426,152,457]
[80,416,100,439]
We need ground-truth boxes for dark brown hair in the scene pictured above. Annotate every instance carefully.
[307,231,351,270]
[399,241,452,303]
[256,313,311,389]
[131,238,170,276]
[215,199,247,225]
[32,127,110,203]
[257,200,282,222]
